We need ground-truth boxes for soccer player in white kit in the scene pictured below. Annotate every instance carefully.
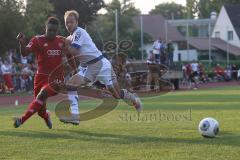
[60,10,142,124]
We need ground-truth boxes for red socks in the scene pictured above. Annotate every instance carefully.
[21,99,43,124]
[37,103,49,121]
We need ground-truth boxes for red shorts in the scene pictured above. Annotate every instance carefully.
[34,74,64,98]
[3,74,14,90]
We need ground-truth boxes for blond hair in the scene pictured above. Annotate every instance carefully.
[64,10,79,21]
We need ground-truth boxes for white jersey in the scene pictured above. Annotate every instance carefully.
[68,27,116,85]
[152,40,161,55]
[153,40,161,50]
[238,69,240,78]
[182,65,186,71]
[1,64,12,74]
[191,63,199,72]
[67,27,102,63]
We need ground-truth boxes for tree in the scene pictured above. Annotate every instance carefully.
[24,0,54,38]
[197,0,211,18]
[129,30,152,59]
[197,0,240,18]
[98,0,141,41]
[186,0,198,18]
[149,2,186,19]
[49,0,105,27]
[0,0,25,55]
[89,0,152,59]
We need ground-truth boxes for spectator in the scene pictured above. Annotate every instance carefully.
[0,59,5,93]
[152,37,161,64]
[237,68,240,80]
[214,64,229,81]
[1,60,14,93]
[186,63,192,85]
[189,60,199,89]
[225,65,232,80]
[21,55,28,64]
[0,49,37,93]
[181,63,189,86]
[12,62,22,92]
[7,49,13,64]
[147,50,155,64]
[21,64,34,92]
[198,63,207,83]
[12,49,21,63]
[160,40,166,65]
[231,64,238,81]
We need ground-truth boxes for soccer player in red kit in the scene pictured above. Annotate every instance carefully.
[14,17,76,129]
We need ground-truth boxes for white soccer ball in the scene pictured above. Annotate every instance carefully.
[198,117,219,138]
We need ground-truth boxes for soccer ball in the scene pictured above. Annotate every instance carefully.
[198,117,219,138]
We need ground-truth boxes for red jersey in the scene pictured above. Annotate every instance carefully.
[26,35,65,75]
[186,64,192,76]
[214,66,225,75]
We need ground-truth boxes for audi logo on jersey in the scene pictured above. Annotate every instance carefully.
[47,50,61,56]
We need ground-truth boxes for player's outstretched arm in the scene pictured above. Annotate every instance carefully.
[65,51,78,75]
[63,39,78,74]
[16,32,31,57]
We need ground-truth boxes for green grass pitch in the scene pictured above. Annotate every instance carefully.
[0,86,240,160]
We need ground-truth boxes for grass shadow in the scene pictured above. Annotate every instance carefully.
[0,129,239,147]
[64,129,240,147]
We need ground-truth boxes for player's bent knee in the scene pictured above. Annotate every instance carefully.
[66,84,78,91]
[66,76,91,89]
[36,89,48,101]
[67,75,86,86]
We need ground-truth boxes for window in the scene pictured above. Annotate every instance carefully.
[215,31,220,38]
[228,31,233,40]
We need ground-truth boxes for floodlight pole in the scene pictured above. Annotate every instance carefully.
[165,20,168,43]
[115,9,119,55]
[208,22,212,66]
[227,25,230,65]
[186,22,190,61]
[227,42,230,65]
[140,15,144,60]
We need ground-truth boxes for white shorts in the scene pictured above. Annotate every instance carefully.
[153,49,159,55]
[77,58,116,86]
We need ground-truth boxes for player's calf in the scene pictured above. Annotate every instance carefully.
[58,85,80,125]
[120,89,143,113]
[41,110,52,129]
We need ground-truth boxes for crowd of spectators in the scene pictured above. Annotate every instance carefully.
[182,61,240,89]
[0,49,36,94]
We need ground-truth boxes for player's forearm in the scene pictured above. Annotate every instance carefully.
[67,45,79,57]
[66,52,78,72]
[16,33,31,57]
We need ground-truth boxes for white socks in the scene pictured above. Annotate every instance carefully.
[67,91,79,115]
[121,89,136,102]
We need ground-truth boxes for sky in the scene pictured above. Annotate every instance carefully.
[22,0,186,14]
[103,0,186,14]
